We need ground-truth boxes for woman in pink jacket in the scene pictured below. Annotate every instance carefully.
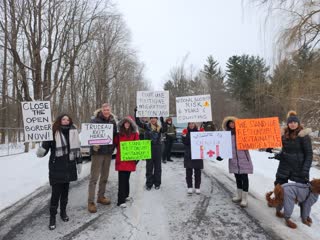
[114,116,139,208]
[221,116,253,208]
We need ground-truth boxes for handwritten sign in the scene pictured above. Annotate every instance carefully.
[176,95,212,123]
[190,131,232,160]
[235,117,282,150]
[21,101,53,142]
[80,123,113,146]
[120,140,151,161]
[136,91,169,117]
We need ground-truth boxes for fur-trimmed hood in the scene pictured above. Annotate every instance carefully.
[222,116,238,130]
[93,108,116,121]
[118,117,138,133]
[280,127,312,137]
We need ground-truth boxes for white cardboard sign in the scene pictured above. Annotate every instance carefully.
[21,101,53,142]
[136,91,169,117]
[190,131,232,160]
[176,94,212,123]
[80,123,114,146]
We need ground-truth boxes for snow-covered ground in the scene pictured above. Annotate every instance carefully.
[1,150,320,239]
[0,149,91,211]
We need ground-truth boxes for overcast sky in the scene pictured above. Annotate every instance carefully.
[115,0,276,90]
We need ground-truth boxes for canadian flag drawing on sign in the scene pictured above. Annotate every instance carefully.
[190,131,232,160]
[207,149,215,158]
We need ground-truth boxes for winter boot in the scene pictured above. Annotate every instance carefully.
[60,200,69,222]
[60,209,69,222]
[88,202,97,213]
[240,191,248,207]
[97,196,111,205]
[232,189,242,203]
[49,206,57,230]
[49,215,56,230]
[286,219,297,229]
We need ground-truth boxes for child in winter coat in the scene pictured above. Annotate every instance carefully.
[114,116,139,208]
[36,114,82,230]
[182,122,204,194]
[134,108,167,190]
[220,116,253,207]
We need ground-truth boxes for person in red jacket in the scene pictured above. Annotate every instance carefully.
[114,116,139,208]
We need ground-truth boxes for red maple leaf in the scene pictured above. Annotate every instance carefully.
[207,150,215,157]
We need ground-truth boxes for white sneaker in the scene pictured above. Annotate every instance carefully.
[187,188,193,194]
[120,203,127,208]
[195,189,201,194]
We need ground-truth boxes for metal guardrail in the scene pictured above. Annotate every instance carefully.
[0,128,25,157]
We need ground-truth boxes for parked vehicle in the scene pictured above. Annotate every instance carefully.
[162,117,186,154]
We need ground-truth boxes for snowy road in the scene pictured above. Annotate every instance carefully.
[0,157,280,240]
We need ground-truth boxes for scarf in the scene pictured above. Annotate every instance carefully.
[55,127,81,161]
[150,123,161,132]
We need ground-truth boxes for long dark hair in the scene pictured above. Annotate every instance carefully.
[226,120,235,135]
[52,114,73,135]
[284,125,303,140]
[119,119,133,137]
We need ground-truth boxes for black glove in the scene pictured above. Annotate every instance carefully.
[266,148,273,153]
[134,107,137,112]
[160,117,164,122]
[274,153,282,160]
[216,156,223,161]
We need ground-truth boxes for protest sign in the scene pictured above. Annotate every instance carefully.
[80,123,114,146]
[136,91,169,117]
[176,95,212,123]
[235,117,282,150]
[21,101,53,142]
[120,140,151,161]
[191,131,232,160]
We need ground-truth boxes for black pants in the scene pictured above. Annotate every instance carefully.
[162,138,173,161]
[186,168,201,189]
[234,174,249,192]
[50,183,69,216]
[146,144,162,188]
[118,171,131,205]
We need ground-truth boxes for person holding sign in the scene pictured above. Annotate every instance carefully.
[274,111,313,186]
[221,116,253,208]
[271,111,313,224]
[36,114,82,230]
[114,116,139,208]
[134,107,166,190]
[161,117,176,163]
[201,121,217,131]
[182,122,204,194]
[87,103,117,213]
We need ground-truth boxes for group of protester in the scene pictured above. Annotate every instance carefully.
[36,103,313,231]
